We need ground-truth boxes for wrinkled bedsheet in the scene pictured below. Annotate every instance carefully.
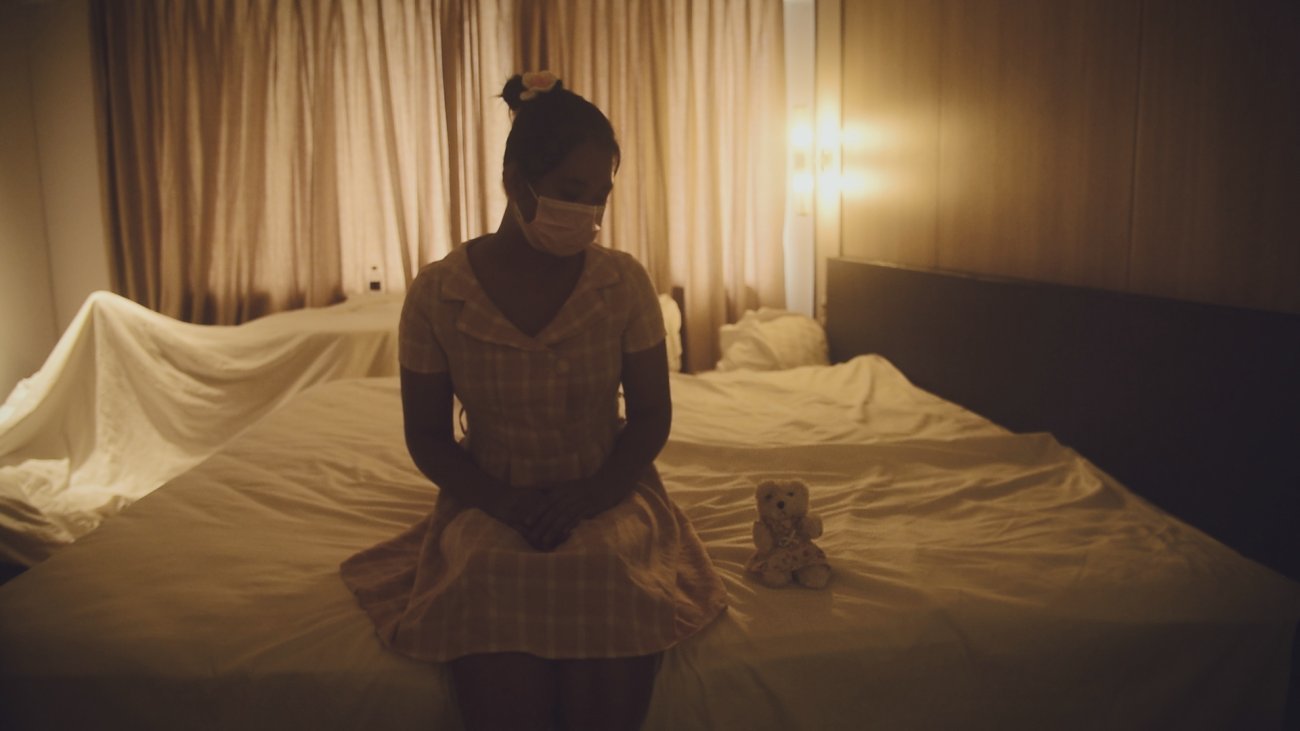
[2,357,1297,730]
[0,291,402,566]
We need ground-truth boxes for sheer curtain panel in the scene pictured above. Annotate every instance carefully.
[93,0,512,324]
[93,0,787,370]
[515,0,788,371]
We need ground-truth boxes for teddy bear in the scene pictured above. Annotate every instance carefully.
[746,480,830,588]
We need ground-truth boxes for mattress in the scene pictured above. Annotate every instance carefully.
[1,356,1297,730]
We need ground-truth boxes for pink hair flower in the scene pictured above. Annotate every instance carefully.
[520,70,559,100]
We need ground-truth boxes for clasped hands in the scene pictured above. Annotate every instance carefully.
[482,478,618,552]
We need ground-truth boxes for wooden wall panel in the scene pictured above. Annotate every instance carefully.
[1129,0,1300,314]
[839,0,941,269]
[934,0,1140,289]
[831,1,1299,316]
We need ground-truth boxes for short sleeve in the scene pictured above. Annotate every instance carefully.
[399,270,449,373]
[620,254,666,354]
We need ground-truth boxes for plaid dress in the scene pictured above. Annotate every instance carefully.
[340,242,726,661]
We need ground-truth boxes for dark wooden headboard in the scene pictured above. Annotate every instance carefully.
[825,257,1300,582]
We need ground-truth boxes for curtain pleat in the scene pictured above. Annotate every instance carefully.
[94,0,785,371]
[94,0,511,325]
[515,0,787,370]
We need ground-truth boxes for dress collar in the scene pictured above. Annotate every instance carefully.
[439,242,622,350]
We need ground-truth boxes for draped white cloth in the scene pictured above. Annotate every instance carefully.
[0,291,402,567]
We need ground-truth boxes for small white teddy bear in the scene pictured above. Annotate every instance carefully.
[746,480,831,589]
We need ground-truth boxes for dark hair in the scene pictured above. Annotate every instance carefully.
[500,74,621,182]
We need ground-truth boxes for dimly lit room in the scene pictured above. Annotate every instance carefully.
[1,0,1297,728]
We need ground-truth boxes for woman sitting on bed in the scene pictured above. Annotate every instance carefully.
[340,72,726,731]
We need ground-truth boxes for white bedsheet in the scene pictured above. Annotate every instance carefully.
[0,291,402,567]
[1,357,1297,729]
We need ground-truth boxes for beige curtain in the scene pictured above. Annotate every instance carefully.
[94,0,787,370]
[516,0,787,371]
[94,0,512,324]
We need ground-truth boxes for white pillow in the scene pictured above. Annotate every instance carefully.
[658,293,683,372]
[716,308,828,372]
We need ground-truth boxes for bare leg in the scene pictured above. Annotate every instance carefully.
[450,652,558,731]
[556,653,661,731]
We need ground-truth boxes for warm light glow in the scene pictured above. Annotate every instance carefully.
[788,108,816,215]
[790,122,814,150]
[789,115,893,205]
[816,172,840,197]
[792,171,815,195]
[839,121,891,153]
[839,169,889,198]
[801,119,895,200]
[816,122,842,204]
[817,120,841,150]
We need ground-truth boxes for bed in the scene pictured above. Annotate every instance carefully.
[2,258,1298,730]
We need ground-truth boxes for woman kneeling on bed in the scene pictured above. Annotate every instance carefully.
[340,72,727,731]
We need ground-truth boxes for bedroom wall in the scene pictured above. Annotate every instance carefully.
[0,0,110,400]
[821,0,1300,316]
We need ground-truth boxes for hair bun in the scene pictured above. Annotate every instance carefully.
[500,75,527,111]
[501,71,564,111]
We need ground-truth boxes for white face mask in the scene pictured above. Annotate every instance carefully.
[511,183,604,257]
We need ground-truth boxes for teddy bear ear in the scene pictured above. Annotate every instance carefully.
[755,480,776,493]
